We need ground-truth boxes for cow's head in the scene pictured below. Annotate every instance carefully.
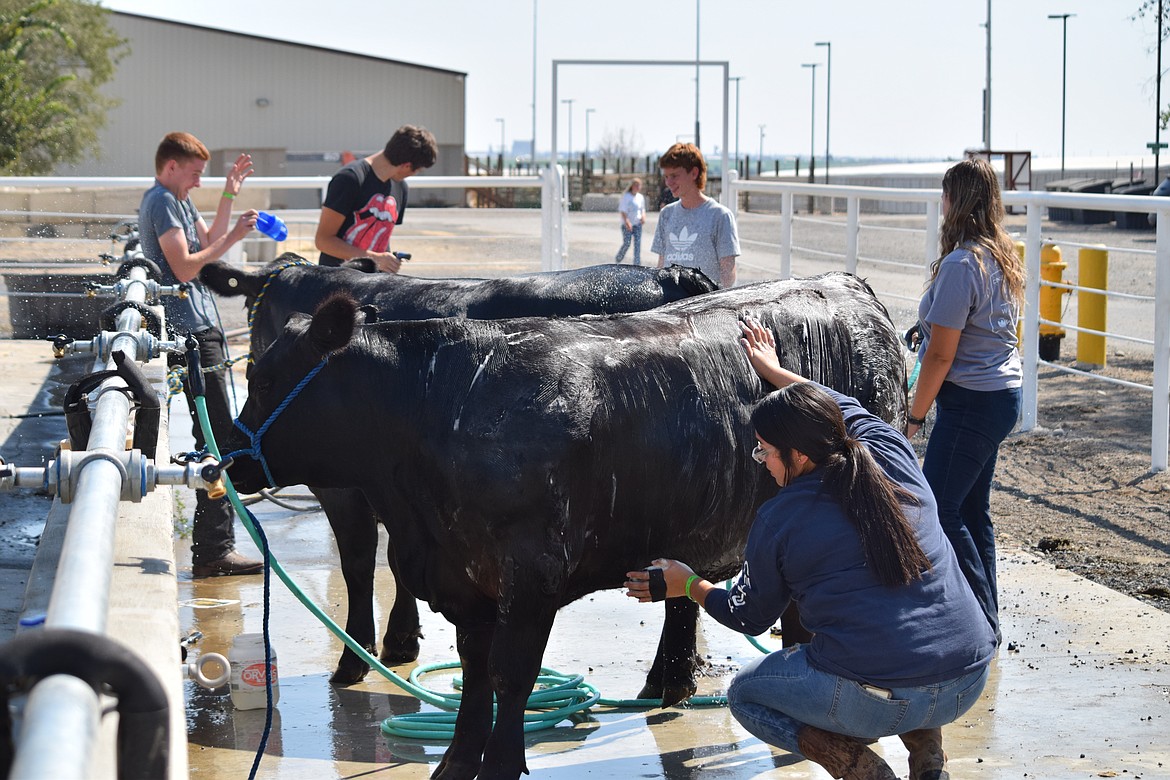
[223,295,362,494]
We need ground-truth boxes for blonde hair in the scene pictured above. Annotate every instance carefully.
[933,158,1024,303]
[625,177,642,193]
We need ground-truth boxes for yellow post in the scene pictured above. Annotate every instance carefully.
[1039,244,1068,361]
[1077,245,1108,366]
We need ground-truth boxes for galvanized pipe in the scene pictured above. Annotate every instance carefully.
[15,262,161,777]
[9,675,102,780]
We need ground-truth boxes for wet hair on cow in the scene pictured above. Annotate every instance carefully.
[751,383,931,587]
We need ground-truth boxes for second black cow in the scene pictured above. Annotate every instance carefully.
[202,255,717,683]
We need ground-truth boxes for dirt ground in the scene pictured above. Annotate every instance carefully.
[961,353,1170,615]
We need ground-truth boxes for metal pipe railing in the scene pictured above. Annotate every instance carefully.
[13,267,149,776]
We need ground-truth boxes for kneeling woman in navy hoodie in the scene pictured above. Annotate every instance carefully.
[625,318,995,780]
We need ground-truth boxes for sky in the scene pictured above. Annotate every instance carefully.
[101,0,1160,165]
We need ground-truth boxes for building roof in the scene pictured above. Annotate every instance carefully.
[112,11,467,78]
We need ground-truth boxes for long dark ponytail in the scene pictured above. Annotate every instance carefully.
[751,383,931,587]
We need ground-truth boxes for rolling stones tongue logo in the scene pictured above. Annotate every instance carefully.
[343,193,399,253]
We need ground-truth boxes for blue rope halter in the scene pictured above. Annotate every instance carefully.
[248,258,315,331]
[226,357,329,488]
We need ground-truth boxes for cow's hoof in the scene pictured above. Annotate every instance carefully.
[330,646,376,686]
[381,631,423,665]
[329,663,370,686]
[638,679,698,708]
[430,755,480,779]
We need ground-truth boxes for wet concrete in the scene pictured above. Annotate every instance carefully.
[178,493,1170,779]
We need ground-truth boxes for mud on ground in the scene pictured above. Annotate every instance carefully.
[950,353,1170,616]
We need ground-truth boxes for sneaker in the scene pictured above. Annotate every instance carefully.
[193,551,264,578]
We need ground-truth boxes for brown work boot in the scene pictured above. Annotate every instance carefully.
[193,550,264,578]
[797,725,897,779]
[899,727,948,780]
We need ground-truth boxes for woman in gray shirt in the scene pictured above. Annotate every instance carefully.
[906,158,1025,643]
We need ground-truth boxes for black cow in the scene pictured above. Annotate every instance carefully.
[224,272,905,780]
[202,255,718,684]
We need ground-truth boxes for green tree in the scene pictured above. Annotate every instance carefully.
[0,0,126,174]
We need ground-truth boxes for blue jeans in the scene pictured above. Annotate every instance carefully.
[615,223,642,265]
[728,644,989,755]
[922,381,1021,641]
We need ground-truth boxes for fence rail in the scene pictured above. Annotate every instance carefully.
[2,172,1166,472]
[723,171,1169,472]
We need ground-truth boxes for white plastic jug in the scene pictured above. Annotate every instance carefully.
[228,633,279,710]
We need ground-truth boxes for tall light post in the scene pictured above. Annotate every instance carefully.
[585,108,596,159]
[801,63,819,178]
[531,0,537,164]
[758,124,766,167]
[1048,13,1075,178]
[729,76,743,172]
[983,0,992,150]
[815,42,831,185]
[495,117,505,163]
[561,98,575,164]
[694,0,701,149]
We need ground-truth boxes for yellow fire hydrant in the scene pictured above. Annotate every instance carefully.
[1039,243,1069,361]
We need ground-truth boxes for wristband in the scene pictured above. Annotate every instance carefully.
[684,574,700,602]
[221,191,236,200]
[907,413,927,426]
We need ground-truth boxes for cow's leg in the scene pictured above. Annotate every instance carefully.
[638,596,701,707]
[380,532,423,664]
[779,600,813,647]
[316,487,381,685]
[476,560,561,780]
[431,622,495,780]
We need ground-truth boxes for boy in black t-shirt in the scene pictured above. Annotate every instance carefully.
[315,125,438,271]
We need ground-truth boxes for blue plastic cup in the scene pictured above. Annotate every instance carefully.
[256,212,288,242]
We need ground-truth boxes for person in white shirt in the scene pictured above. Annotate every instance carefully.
[615,178,647,265]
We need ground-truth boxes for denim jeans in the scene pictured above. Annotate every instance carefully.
[169,328,237,565]
[728,644,990,755]
[922,381,1021,641]
[615,222,642,265]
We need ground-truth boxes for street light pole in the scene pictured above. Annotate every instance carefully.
[561,98,575,164]
[531,0,537,165]
[1048,13,1074,178]
[801,63,819,178]
[815,42,831,186]
[730,76,743,173]
[983,0,992,150]
[585,108,596,159]
[758,124,765,168]
[495,118,505,170]
[694,0,701,149]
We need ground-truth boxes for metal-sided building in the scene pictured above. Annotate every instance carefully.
[60,11,467,208]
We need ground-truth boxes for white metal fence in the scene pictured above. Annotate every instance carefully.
[1,171,1165,471]
[723,171,1169,472]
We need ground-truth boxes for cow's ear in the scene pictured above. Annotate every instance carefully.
[309,296,357,354]
[357,304,379,325]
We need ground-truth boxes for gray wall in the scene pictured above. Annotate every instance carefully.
[61,13,465,205]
